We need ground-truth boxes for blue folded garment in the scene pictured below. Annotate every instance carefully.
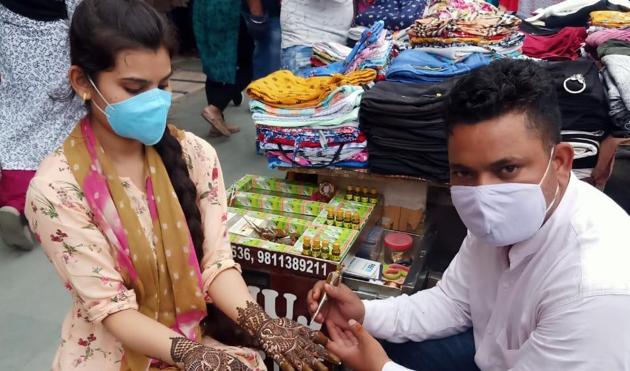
[386,49,493,83]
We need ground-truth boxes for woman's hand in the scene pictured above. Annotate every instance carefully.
[170,337,250,371]
[326,320,390,371]
[237,301,341,371]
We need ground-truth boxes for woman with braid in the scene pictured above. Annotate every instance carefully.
[25,1,338,370]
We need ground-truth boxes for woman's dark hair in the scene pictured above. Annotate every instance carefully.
[70,0,205,261]
[445,59,562,151]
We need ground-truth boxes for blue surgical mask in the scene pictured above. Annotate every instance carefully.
[89,78,172,145]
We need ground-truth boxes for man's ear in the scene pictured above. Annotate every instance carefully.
[553,142,574,186]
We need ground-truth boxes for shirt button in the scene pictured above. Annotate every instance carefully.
[502,282,510,288]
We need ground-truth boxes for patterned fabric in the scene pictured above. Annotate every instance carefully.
[424,0,496,18]
[62,119,208,370]
[193,0,240,84]
[354,0,429,31]
[408,0,521,48]
[257,125,364,148]
[0,4,85,171]
[410,12,521,39]
[25,124,264,371]
[590,10,630,28]
[246,69,376,108]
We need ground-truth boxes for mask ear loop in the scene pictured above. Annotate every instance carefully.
[540,147,560,214]
[87,77,112,118]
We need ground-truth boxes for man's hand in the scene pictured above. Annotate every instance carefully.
[307,281,365,329]
[326,319,390,371]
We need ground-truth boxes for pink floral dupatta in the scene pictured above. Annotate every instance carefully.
[64,118,207,371]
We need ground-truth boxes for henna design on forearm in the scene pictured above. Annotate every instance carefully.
[236,301,337,371]
[170,337,249,371]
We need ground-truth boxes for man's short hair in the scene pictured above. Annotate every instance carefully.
[445,59,562,150]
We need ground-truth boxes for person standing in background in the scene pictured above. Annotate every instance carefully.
[145,0,189,16]
[0,0,85,250]
[280,0,354,73]
[193,0,264,137]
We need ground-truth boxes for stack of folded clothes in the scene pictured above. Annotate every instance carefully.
[354,0,429,31]
[409,0,523,50]
[247,69,377,168]
[602,55,630,137]
[311,42,352,67]
[359,79,457,181]
[586,10,630,58]
[300,21,395,78]
[584,10,630,137]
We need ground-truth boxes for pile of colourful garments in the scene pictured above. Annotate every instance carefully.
[299,21,395,78]
[409,0,523,49]
[311,42,352,67]
[586,10,630,58]
[588,10,630,137]
[246,70,376,168]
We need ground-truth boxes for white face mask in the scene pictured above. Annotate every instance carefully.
[450,149,560,247]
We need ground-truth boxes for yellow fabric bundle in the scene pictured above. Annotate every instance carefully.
[246,69,377,108]
[590,11,630,28]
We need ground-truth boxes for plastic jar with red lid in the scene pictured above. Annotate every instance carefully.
[384,232,413,264]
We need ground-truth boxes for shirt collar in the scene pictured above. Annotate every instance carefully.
[507,172,580,269]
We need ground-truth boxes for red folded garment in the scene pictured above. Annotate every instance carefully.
[523,27,587,61]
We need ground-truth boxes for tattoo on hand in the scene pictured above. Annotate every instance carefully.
[170,337,249,371]
[237,301,336,371]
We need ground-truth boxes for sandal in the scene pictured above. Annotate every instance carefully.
[202,107,232,136]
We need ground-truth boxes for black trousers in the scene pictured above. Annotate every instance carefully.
[205,17,254,111]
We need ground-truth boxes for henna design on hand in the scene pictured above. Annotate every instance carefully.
[170,337,249,371]
[236,301,338,371]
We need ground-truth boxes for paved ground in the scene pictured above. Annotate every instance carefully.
[0,59,277,370]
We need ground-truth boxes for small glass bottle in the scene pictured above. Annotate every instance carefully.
[326,207,335,226]
[312,238,322,259]
[335,209,345,228]
[353,187,362,202]
[344,211,353,229]
[352,212,361,230]
[302,236,312,256]
[331,242,341,261]
[321,240,330,260]
[361,187,369,203]
[345,186,354,201]
[369,189,378,204]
